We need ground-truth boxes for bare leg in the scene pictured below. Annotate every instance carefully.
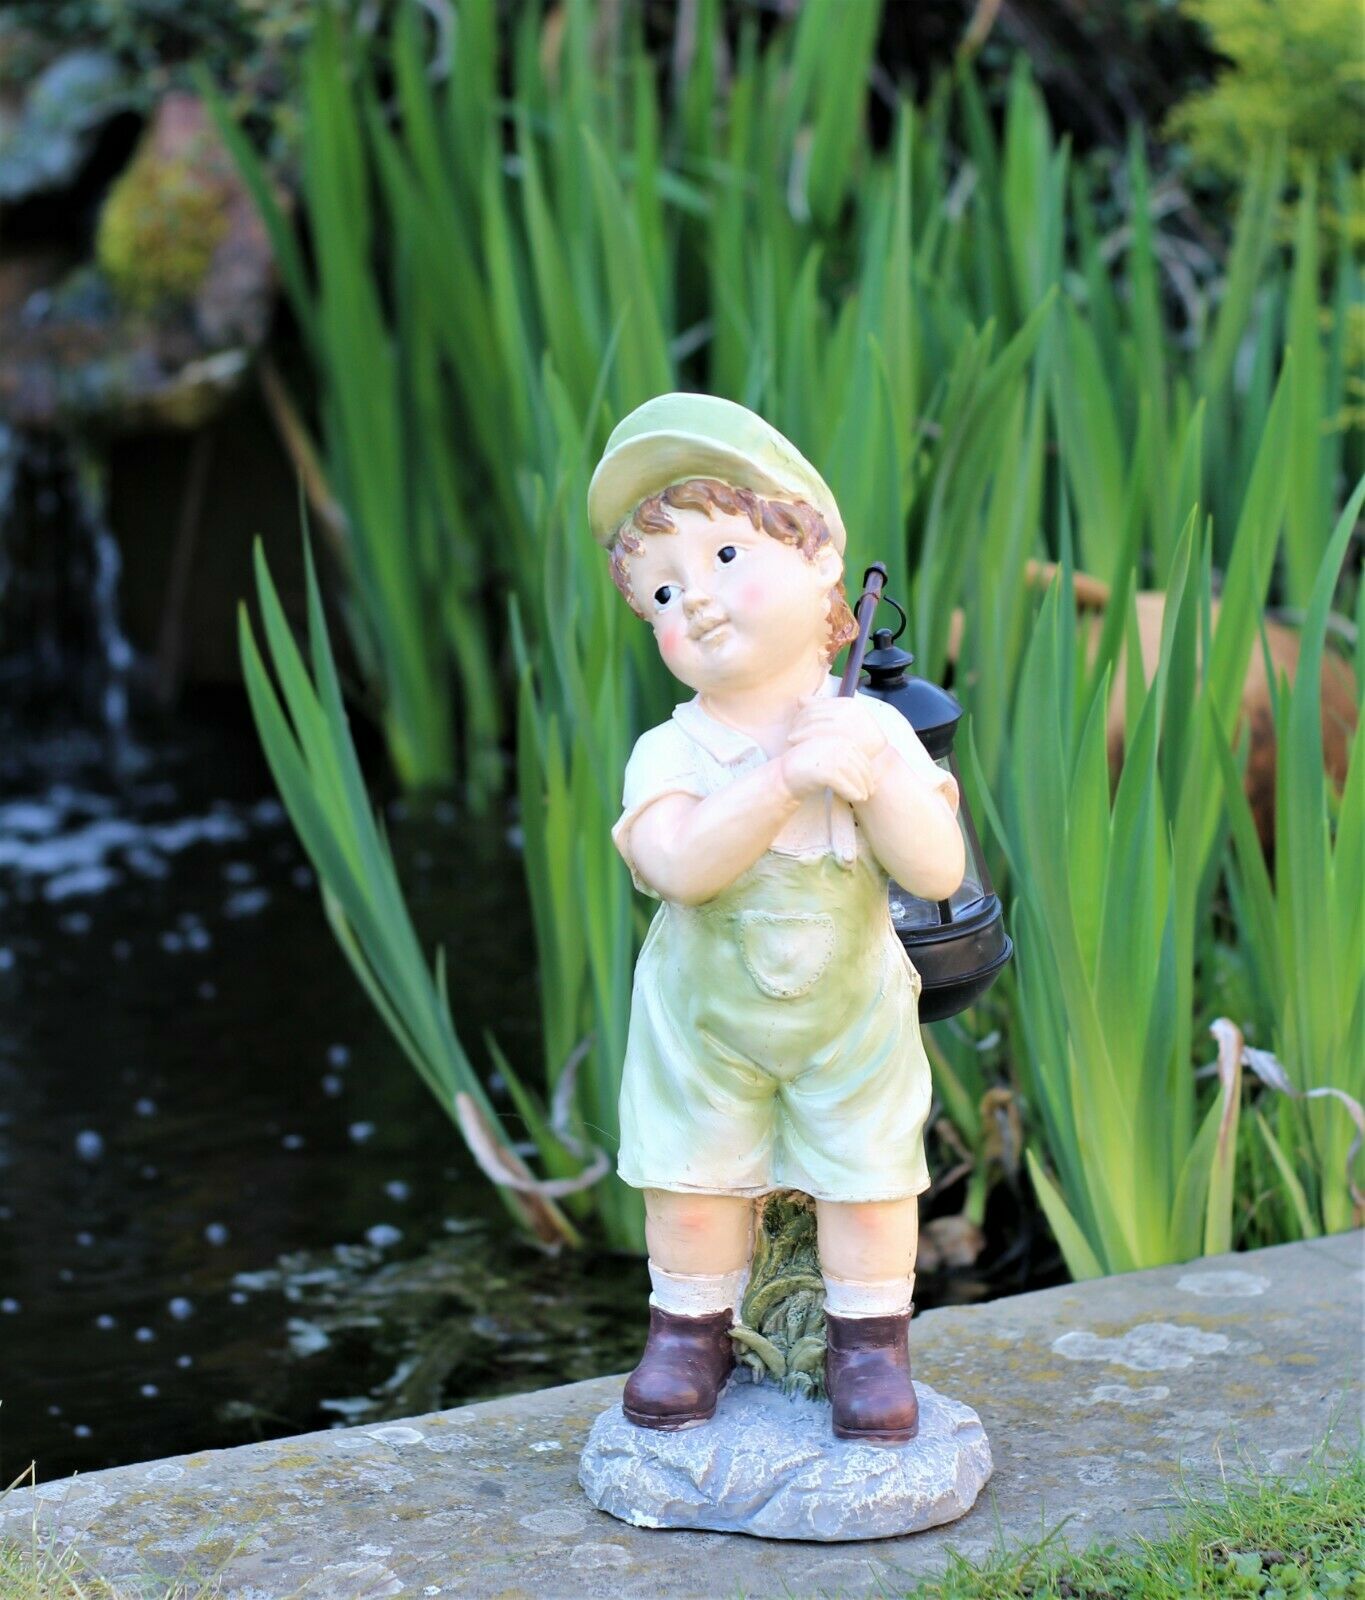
[644,1188,754,1275]
[815,1196,919,1283]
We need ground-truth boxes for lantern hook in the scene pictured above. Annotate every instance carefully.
[877,592,908,643]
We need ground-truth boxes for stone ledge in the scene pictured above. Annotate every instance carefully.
[6,1235,1361,1599]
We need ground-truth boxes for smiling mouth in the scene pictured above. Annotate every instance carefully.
[690,619,730,643]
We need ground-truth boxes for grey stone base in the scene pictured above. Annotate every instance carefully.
[578,1375,992,1541]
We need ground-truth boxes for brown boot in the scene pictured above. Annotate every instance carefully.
[824,1309,920,1444]
[622,1304,736,1430]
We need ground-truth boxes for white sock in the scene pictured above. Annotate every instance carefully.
[821,1270,915,1319]
[648,1261,748,1318]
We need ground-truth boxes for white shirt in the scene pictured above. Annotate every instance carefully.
[613,674,960,898]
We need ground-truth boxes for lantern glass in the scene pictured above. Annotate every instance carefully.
[887,759,988,932]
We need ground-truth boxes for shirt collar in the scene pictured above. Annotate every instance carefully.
[670,674,842,766]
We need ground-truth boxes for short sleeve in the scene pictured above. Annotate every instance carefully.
[611,723,707,898]
[862,694,960,816]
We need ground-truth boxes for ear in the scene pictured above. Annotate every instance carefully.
[814,543,843,587]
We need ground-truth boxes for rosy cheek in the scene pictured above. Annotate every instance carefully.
[658,623,685,657]
[740,581,765,611]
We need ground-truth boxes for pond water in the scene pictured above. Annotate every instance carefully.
[0,697,1060,1487]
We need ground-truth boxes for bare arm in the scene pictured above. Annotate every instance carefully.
[787,698,966,901]
[854,746,965,902]
[623,736,875,905]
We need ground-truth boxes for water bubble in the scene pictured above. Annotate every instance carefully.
[186,927,212,952]
[168,1297,193,1321]
[204,1222,229,1246]
[134,1098,157,1117]
[140,1384,159,1398]
[229,1290,248,1305]
[224,887,270,918]
[48,1404,61,1416]
[328,1044,350,1068]
[73,1424,91,1438]
[140,1164,159,1180]
[223,861,255,884]
[365,1224,403,1249]
[95,1314,116,1330]
[281,1133,305,1151]
[176,1354,193,1369]
[112,940,132,960]
[1,1298,20,1313]
[348,1121,375,1145]
[292,865,315,890]
[75,1130,104,1161]
[59,911,92,934]
[0,948,13,971]
[160,931,184,954]
[384,1180,410,1203]
[134,1326,155,1343]
[0,1206,11,1220]
[75,1230,94,1246]
[197,981,217,1000]
[321,1074,343,1097]
[125,848,169,880]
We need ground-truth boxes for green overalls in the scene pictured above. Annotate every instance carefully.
[616,823,933,1204]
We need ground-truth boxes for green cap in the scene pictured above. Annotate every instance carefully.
[587,392,846,554]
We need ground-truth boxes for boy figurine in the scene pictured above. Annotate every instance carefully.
[588,393,965,1444]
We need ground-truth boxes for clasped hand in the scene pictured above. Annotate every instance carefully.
[779,697,889,805]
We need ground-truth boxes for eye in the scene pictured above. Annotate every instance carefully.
[653,584,677,607]
[717,545,737,565]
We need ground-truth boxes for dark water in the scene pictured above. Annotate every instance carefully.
[0,699,1060,1487]
[0,702,651,1486]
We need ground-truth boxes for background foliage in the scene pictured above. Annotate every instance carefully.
[229,0,1362,1263]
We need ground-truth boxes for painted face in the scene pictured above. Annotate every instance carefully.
[625,505,842,695]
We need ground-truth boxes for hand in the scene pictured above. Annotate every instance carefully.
[778,736,875,804]
[787,697,888,764]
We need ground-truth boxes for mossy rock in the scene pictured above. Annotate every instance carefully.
[96,127,230,312]
[731,1191,828,1401]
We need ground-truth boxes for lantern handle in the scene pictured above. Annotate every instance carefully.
[828,561,889,864]
[837,562,888,699]
[878,593,908,643]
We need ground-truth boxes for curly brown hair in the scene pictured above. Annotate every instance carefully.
[607,477,858,663]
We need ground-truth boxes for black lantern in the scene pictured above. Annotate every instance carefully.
[858,612,1012,1022]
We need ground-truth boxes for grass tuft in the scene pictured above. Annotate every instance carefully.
[901,1443,1365,1600]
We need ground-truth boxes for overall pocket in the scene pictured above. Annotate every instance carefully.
[736,910,836,1000]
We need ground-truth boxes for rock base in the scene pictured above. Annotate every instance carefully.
[578,1375,992,1541]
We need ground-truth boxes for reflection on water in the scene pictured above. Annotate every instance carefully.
[0,698,644,1485]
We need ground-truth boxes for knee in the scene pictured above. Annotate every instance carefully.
[648,1194,719,1249]
[817,1199,917,1280]
[644,1191,751,1271]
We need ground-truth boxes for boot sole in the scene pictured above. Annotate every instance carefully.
[621,1404,715,1430]
[833,1421,920,1445]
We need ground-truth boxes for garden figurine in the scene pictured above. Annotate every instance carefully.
[587,393,966,1444]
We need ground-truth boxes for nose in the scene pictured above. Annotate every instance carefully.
[682,587,713,617]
